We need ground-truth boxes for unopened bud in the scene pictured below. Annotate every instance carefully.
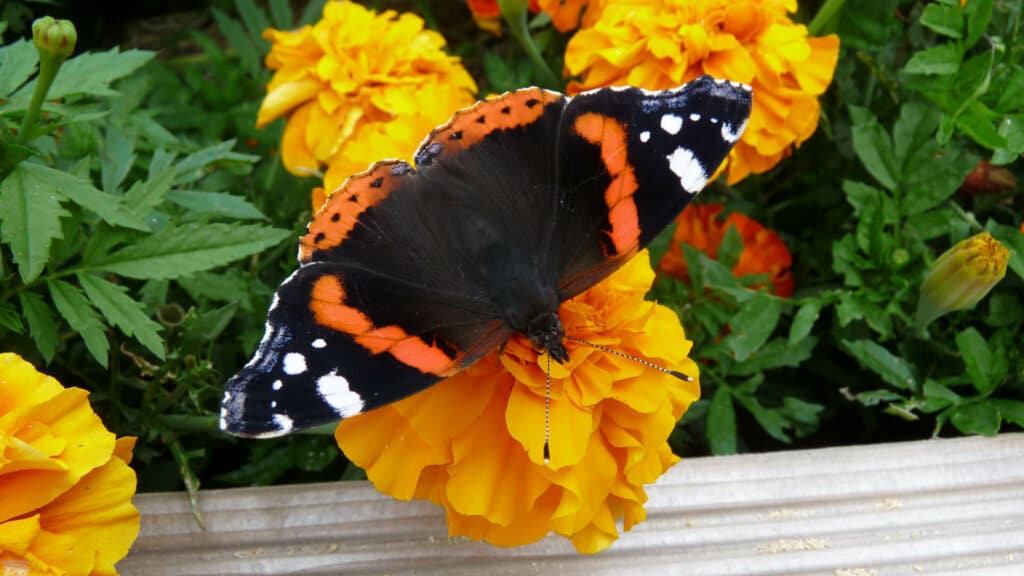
[32,16,77,61]
[915,232,1009,329]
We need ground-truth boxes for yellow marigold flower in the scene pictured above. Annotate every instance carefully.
[563,0,840,184]
[0,353,139,576]
[915,233,1010,330]
[258,0,477,187]
[335,252,699,553]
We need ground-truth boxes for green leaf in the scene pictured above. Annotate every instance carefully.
[919,3,964,38]
[49,280,109,367]
[124,168,174,216]
[903,43,964,76]
[985,292,1024,328]
[732,336,817,376]
[735,392,792,443]
[166,190,265,220]
[963,0,993,48]
[100,126,136,194]
[13,48,154,102]
[19,292,58,363]
[235,0,272,49]
[836,0,898,51]
[992,399,1024,428]
[90,223,291,279]
[921,379,960,412]
[78,273,165,359]
[908,208,957,240]
[726,293,783,362]
[174,140,259,184]
[707,387,737,455]
[717,223,744,270]
[956,109,1007,149]
[789,302,822,345]
[955,328,993,394]
[902,144,977,216]
[300,0,327,25]
[991,114,1024,165]
[212,7,262,76]
[841,339,917,391]
[950,402,1000,436]
[0,39,38,98]
[892,102,942,167]
[18,162,149,231]
[994,69,1024,113]
[269,0,294,27]
[181,302,238,347]
[849,108,898,189]
[0,165,69,282]
[0,303,24,333]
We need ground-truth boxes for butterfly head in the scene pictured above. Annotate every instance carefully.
[527,312,569,363]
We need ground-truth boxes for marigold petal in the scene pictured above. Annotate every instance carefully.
[256,78,321,128]
[279,103,321,177]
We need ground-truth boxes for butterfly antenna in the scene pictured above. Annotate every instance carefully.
[544,352,551,466]
[564,335,694,382]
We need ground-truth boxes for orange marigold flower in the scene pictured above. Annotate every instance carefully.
[563,0,840,184]
[258,0,477,192]
[659,204,794,297]
[0,353,139,576]
[335,252,699,553]
[537,0,603,31]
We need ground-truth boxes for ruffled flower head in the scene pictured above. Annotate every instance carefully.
[0,353,139,576]
[563,0,840,184]
[257,0,478,194]
[335,252,699,553]
[660,203,794,297]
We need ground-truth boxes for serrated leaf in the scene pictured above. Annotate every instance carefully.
[789,302,821,344]
[841,339,917,391]
[90,223,291,279]
[125,168,174,216]
[963,0,993,48]
[717,224,743,270]
[0,165,69,282]
[950,402,1000,436]
[236,0,271,49]
[101,125,136,193]
[174,140,259,184]
[270,0,294,27]
[166,190,265,219]
[892,102,942,167]
[0,303,23,333]
[919,3,963,38]
[956,109,1007,149]
[13,48,154,102]
[955,327,994,395]
[78,273,165,359]
[902,144,978,215]
[49,279,109,367]
[849,109,898,190]
[903,43,963,75]
[0,39,38,98]
[19,292,58,363]
[995,69,1024,113]
[212,8,262,76]
[726,293,782,362]
[734,393,791,443]
[908,208,957,240]
[732,336,817,376]
[707,387,737,455]
[992,399,1024,428]
[18,162,149,231]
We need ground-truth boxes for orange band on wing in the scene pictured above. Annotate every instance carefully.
[299,161,406,262]
[310,275,455,376]
[573,112,641,254]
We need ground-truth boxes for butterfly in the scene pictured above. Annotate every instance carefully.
[221,75,752,438]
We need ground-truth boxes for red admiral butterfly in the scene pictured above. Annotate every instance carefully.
[222,75,752,438]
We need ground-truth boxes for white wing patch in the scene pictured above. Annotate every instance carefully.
[317,371,364,418]
[666,147,709,194]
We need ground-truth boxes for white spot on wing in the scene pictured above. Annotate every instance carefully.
[317,371,364,418]
[272,380,283,391]
[312,338,327,349]
[722,117,749,143]
[273,413,294,432]
[283,352,307,375]
[639,130,651,143]
[666,147,709,193]
[689,112,701,122]
[660,114,683,135]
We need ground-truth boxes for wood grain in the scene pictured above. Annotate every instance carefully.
[121,433,1024,575]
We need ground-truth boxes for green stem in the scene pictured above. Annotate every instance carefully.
[949,201,985,233]
[808,0,846,36]
[16,53,64,145]
[499,0,559,88]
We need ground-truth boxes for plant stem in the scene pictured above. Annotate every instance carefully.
[808,0,846,36]
[499,0,560,88]
[16,53,63,145]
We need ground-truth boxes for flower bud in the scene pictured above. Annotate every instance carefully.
[32,16,77,61]
[915,232,1010,329]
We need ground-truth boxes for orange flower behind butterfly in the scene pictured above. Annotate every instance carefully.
[0,353,139,576]
[257,0,477,197]
[335,252,699,553]
[564,0,839,184]
[467,0,599,33]
[660,204,794,297]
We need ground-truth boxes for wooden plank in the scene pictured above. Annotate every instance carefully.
[120,434,1024,575]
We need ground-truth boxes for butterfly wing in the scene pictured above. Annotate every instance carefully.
[553,76,753,297]
[222,89,569,437]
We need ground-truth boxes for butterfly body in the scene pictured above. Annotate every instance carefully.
[222,76,752,438]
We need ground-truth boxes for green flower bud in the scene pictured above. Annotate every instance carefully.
[915,232,1010,329]
[32,16,77,61]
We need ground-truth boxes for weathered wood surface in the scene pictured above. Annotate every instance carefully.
[121,433,1024,575]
